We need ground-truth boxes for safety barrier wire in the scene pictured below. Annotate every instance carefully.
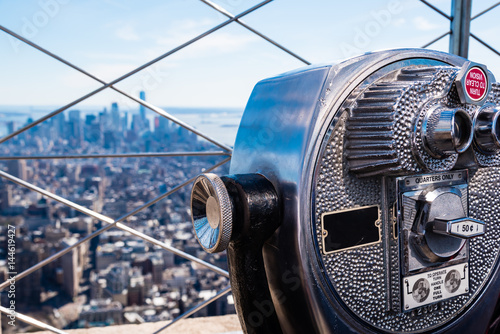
[0,0,311,332]
[0,306,68,334]
[420,0,500,57]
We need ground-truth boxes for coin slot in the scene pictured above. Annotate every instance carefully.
[322,205,381,254]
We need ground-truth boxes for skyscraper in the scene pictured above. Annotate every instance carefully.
[110,103,120,131]
[139,91,146,122]
[68,110,82,146]
[7,160,27,180]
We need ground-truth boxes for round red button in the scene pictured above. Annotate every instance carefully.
[464,67,487,101]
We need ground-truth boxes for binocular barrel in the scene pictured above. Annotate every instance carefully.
[190,49,500,334]
[423,107,473,157]
[474,106,500,153]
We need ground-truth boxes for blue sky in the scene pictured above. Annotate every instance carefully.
[0,0,499,110]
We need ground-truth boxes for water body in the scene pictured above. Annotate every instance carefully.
[0,105,243,147]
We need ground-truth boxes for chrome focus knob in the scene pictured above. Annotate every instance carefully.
[474,106,500,153]
[423,106,474,158]
[191,173,233,253]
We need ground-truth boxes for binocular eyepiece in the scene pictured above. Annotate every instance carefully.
[423,105,500,158]
[189,50,500,334]
[474,106,500,153]
[423,106,473,158]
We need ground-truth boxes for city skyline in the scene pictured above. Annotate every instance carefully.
[0,90,231,331]
[1,1,500,332]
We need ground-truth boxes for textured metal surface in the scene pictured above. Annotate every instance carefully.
[229,49,500,333]
[475,84,500,165]
[314,64,500,332]
[346,66,474,176]
[192,173,233,253]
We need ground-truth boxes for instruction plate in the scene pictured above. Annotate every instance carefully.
[402,263,468,311]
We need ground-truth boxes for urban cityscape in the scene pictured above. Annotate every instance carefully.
[0,92,234,332]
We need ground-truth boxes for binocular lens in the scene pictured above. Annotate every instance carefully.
[423,107,473,157]
[453,110,473,152]
[495,116,500,143]
[474,107,500,153]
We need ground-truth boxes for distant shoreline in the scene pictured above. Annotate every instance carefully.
[0,105,243,146]
[0,105,244,116]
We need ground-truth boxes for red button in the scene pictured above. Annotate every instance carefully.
[465,67,487,101]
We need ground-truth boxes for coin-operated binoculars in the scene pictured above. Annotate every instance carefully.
[190,49,500,333]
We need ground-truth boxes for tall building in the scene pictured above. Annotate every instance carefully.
[0,181,13,210]
[120,112,128,131]
[68,109,82,146]
[106,262,129,294]
[84,115,101,143]
[61,237,81,298]
[155,115,172,140]
[7,160,27,180]
[138,91,151,131]
[16,243,43,306]
[127,268,146,306]
[54,112,66,139]
[110,103,120,131]
[6,121,14,135]
[139,91,146,122]
[131,114,143,133]
[105,262,129,305]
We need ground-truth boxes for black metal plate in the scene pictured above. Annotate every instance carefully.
[322,205,381,253]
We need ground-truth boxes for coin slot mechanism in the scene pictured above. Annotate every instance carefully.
[397,170,470,274]
[321,205,381,254]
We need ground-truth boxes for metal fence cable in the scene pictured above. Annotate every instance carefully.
[0,157,230,290]
[421,31,451,48]
[0,24,233,152]
[198,0,310,65]
[419,0,452,20]
[472,1,500,20]
[0,0,272,147]
[0,306,68,334]
[471,33,500,57]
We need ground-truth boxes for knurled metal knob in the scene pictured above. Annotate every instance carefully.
[191,173,233,253]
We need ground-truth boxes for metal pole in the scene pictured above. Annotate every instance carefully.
[449,0,472,58]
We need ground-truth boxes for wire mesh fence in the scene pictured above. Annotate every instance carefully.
[0,0,499,333]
